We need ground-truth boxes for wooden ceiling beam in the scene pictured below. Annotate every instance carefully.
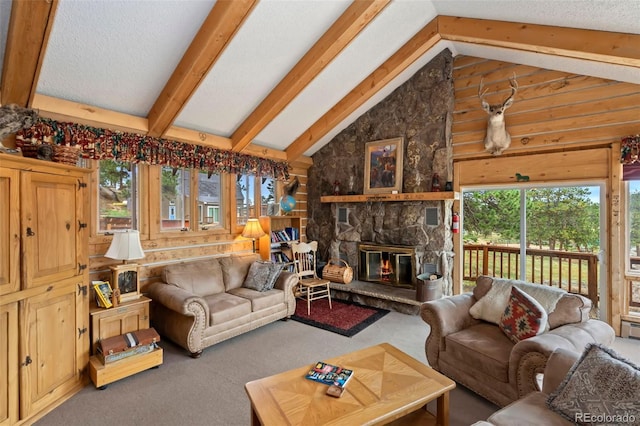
[230,0,391,153]
[1,0,58,107]
[438,16,640,67]
[285,18,440,162]
[146,0,257,138]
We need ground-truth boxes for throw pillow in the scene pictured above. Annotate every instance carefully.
[264,262,285,291]
[469,281,514,324]
[547,343,640,425]
[243,261,284,292]
[499,286,548,343]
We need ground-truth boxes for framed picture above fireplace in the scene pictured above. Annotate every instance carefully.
[364,137,403,194]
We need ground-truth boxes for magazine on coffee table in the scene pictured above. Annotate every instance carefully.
[305,361,353,388]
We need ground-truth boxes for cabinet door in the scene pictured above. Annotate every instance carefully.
[19,278,86,418]
[0,169,19,296]
[0,303,18,426]
[21,172,83,288]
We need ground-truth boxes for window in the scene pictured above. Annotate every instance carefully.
[236,174,256,226]
[98,159,138,232]
[628,180,640,273]
[235,175,278,226]
[161,167,190,231]
[198,171,223,229]
[261,177,276,216]
[462,184,605,317]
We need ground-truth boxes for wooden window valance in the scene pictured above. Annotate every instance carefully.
[16,118,290,180]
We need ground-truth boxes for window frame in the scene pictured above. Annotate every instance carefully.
[626,179,640,277]
[149,165,230,239]
[90,159,147,244]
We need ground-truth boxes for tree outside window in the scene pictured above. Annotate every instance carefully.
[98,160,137,231]
[161,167,190,230]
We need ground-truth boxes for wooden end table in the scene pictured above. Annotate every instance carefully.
[245,343,455,425]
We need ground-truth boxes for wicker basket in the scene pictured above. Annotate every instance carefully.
[52,145,80,165]
[322,258,353,284]
[16,142,40,159]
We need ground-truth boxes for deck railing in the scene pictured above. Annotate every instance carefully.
[463,244,599,308]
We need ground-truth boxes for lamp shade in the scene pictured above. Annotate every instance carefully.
[105,230,145,261]
[242,219,266,239]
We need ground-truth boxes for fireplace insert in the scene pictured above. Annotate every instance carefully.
[358,243,416,288]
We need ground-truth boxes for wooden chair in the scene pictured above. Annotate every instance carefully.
[291,241,332,315]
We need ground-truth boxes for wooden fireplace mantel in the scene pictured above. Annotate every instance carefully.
[320,191,459,203]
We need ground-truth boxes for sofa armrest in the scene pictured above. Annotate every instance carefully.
[147,281,211,355]
[147,281,210,320]
[420,293,478,370]
[509,319,614,397]
[541,348,580,394]
[274,271,298,316]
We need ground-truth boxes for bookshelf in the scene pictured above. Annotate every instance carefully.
[258,216,301,269]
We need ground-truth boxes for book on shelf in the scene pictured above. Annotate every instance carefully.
[285,227,299,240]
[304,361,354,388]
[271,251,291,263]
[92,280,113,309]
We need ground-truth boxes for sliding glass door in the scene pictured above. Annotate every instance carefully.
[463,183,605,316]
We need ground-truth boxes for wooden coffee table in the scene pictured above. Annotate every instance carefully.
[245,343,455,425]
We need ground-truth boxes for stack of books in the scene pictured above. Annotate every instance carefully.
[304,361,354,389]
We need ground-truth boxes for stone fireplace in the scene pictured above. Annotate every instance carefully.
[305,49,455,297]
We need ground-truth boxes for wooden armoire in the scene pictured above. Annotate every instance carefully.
[0,153,90,425]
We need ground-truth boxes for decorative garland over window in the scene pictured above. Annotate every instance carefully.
[621,134,639,165]
[16,118,290,180]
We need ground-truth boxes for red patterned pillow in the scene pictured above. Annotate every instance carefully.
[499,286,548,343]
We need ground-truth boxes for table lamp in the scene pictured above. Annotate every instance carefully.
[105,230,145,302]
[242,219,266,253]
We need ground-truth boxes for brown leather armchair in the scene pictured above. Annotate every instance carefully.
[421,276,615,407]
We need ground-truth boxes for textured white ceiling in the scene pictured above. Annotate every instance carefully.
[254,0,438,151]
[175,0,351,136]
[37,0,215,116]
[2,0,638,158]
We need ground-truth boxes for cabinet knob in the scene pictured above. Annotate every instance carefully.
[26,227,35,237]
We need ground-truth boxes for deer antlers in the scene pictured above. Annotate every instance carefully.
[478,73,518,156]
[479,73,518,113]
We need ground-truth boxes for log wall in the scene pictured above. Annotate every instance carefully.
[452,56,639,158]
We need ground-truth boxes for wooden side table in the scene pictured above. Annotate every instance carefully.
[88,296,162,389]
[89,296,151,355]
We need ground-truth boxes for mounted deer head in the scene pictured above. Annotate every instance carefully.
[479,74,518,155]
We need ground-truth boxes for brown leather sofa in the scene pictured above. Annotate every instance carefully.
[421,276,615,407]
[476,345,640,425]
[147,253,298,357]
[473,348,580,425]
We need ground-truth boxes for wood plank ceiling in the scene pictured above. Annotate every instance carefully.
[1,0,639,166]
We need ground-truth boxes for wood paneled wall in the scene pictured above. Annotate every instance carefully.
[451,56,640,333]
[452,56,639,159]
[88,165,310,293]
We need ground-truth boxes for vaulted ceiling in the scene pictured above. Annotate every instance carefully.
[1,0,638,167]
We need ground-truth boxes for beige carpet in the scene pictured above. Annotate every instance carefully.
[35,312,639,426]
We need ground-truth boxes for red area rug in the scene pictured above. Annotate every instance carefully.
[291,298,390,337]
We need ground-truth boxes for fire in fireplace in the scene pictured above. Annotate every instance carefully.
[358,243,416,288]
